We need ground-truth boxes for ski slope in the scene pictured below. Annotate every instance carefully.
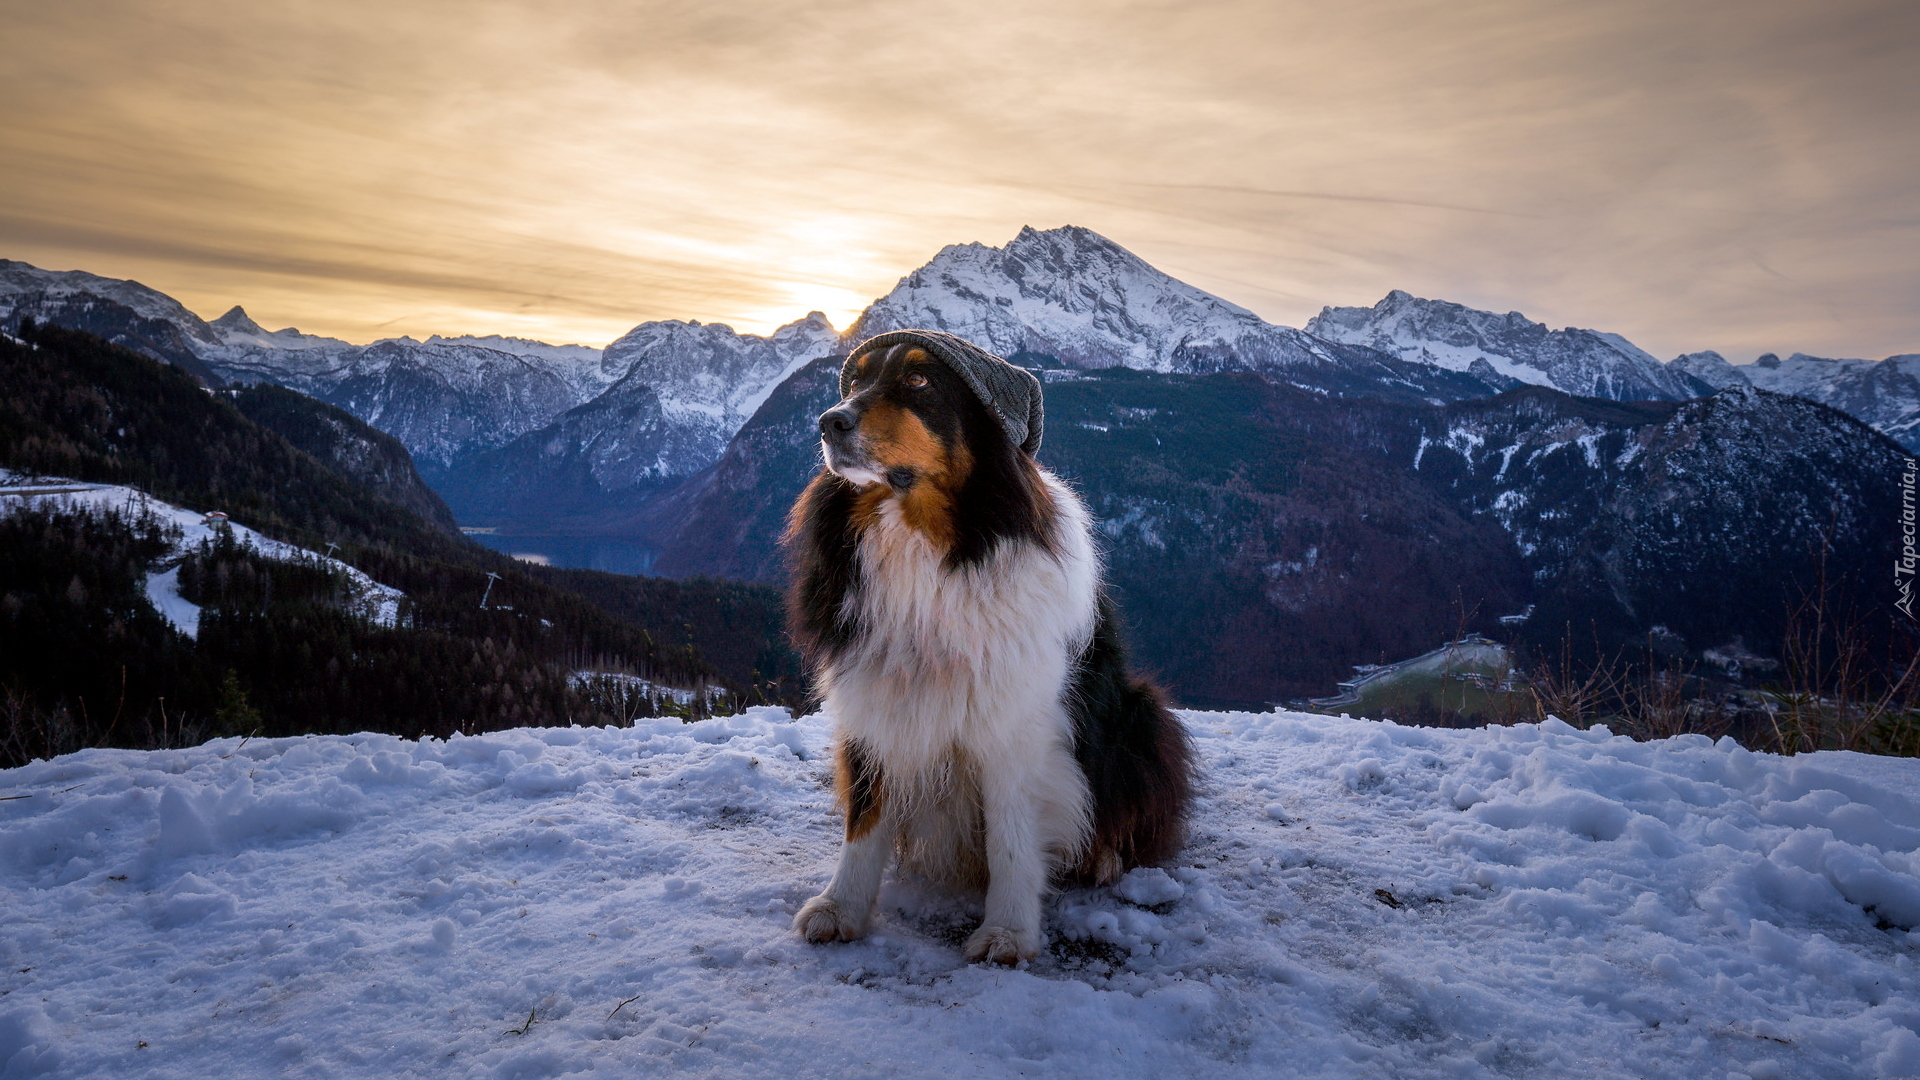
[5,709,1920,1079]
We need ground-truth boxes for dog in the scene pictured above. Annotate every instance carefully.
[786,329,1195,966]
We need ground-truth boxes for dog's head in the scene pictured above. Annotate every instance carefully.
[806,338,1053,566]
[818,342,981,494]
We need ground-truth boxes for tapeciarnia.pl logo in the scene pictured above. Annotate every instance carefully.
[1900,457,1918,620]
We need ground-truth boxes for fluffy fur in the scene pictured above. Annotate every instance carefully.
[787,342,1195,965]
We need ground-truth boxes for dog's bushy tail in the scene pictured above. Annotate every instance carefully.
[1067,594,1198,886]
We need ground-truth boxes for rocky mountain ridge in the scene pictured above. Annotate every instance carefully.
[1669,349,1920,452]
[852,225,1503,405]
[4,228,1913,526]
[1308,289,1708,402]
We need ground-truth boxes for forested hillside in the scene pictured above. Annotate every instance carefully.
[0,323,799,766]
[226,382,463,534]
[645,359,1908,710]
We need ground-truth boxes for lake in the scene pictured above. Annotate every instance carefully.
[461,530,658,576]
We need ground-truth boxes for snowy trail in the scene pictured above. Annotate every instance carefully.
[6,710,1920,1079]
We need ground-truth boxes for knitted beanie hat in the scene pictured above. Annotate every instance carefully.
[842,330,1045,456]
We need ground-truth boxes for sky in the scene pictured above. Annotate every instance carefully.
[1,0,1915,361]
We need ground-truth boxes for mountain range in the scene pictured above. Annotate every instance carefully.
[4,229,1912,499]
[2,231,1909,705]
[1671,348,1920,451]
[1307,289,1709,402]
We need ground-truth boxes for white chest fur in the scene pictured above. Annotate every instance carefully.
[825,474,1097,765]
[821,471,1101,883]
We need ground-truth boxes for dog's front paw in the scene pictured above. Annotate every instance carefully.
[793,894,867,943]
[964,924,1037,966]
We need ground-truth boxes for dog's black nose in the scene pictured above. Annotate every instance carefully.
[819,407,856,438]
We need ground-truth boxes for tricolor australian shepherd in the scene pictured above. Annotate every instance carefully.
[786,330,1195,966]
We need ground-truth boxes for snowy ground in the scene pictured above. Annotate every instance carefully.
[0,472,404,633]
[7,709,1920,1079]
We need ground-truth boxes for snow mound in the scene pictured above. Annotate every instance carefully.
[4,709,1920,1077]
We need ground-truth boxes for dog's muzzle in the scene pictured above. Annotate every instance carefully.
[819,404,858,446]
[819,403,885,486]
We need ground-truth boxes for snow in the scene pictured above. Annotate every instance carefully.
[6,708,1920,1078]
[1745,353,1882,399]
[141,566,202,639]
[0,473,404,630]
[1666,352,1920,453]
[1308,290,1700,402]
[0,260,222,346]
[852,225,1288,372]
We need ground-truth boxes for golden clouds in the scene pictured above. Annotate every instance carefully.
[0,0,1914,356]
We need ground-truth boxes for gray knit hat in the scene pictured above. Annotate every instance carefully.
[842,330,1045,456]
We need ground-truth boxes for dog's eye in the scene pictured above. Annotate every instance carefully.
[905,372,929,389]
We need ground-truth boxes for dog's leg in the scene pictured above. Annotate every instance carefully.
[965,764,1048,965]
[795,738,891,943]
[794,815,893,942]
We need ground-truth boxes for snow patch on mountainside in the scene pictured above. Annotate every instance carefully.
[5,709,1920,1078]
[0,472,403,633]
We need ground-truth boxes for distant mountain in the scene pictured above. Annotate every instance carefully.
[1666,349,1920,452]
[0,259,226,382]
[0,263,619,470]
[195,304,843,502]
[0,258,222,344]
[0,264,846,514]
[431,313,841,527]
[1667,350,1744,390]
[851,225,1500,404]
[1307,289,1708,402]
[197,319,609,471]
[1409,385,1902,658]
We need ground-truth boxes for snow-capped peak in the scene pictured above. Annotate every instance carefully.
[210,305,267,337]
[1307,291,1701,402]
[847,225,1272,371]
[1667,350,1747,391]
[603,310,841,425]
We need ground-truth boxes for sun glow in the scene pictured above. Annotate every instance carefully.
[714,218,900,335]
